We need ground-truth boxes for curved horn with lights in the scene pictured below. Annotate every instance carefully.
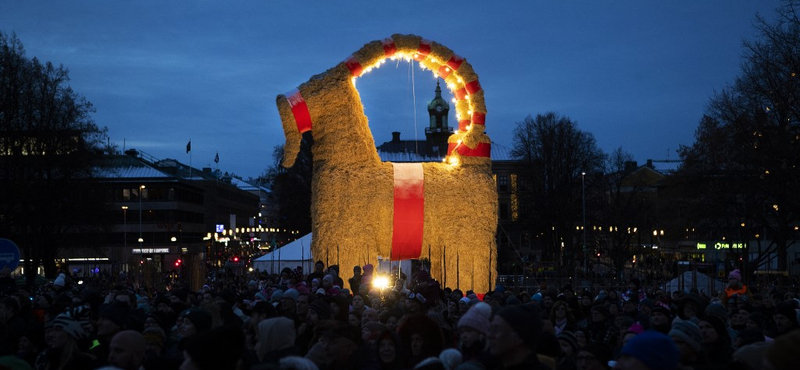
[342,34,491,165]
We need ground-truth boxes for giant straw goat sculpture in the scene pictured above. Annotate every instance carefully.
[275,34,498,292]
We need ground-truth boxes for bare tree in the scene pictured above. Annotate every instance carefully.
[0,32,110,283]
[511,113,605,272]
[678,1,800,275]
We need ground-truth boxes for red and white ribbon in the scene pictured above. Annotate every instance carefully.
[454,87,467,101]
[391,163,424,260]
[344,55,363,77]
[465,80,482,94]
[286,89,312,133]
[413,39,432,61]
[382,38,397,57]
[447,142,491,158]
[472,112,486,126]
[437,54,464,78]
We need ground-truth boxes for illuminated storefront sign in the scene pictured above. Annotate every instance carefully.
[132,248,170,254]
[696,242,747,250]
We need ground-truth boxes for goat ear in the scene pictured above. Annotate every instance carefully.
[276,94,302,168]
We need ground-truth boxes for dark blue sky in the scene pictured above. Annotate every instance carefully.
[1,1,781,178]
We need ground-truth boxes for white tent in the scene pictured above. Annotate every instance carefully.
[663,270,726,295]
[253,233,313,274]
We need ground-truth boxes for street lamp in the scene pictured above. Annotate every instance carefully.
[138,185,145,243]
[582,171,587,276]
[121,206,128,249]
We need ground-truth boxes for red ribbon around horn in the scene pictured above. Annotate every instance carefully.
[286,89,312,134]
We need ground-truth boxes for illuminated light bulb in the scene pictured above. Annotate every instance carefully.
[457,139,463,144]
[447,83,456,90]
[466,125,472,130]
[448,156,459,166]
[444,67,450,72]
[468,110,472,115]
[451,98,457,103]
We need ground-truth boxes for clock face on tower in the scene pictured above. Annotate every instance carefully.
[435,105,443,113]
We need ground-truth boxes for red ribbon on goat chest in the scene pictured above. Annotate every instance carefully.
[391,163,424,260]
[286,89,312,133]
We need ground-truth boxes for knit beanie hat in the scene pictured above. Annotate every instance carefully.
[766,328,800,370]
[701,315,729,343]
[775,302,799,326]
[53,273,66,288]
[322,274,334,284]
[270,290,284,303]
[651,304,671,317]
[704,303,727,321]
[457,302,491,336]
[309,299,331,319]
[100,301,131,327]
[620,330,679,370]
[591,304,608,318]
[493,303,542,347]
[439,348,462,370]
[557,331,578,353]
[408,292,427,305]
[728,269,742,281]
[581,343,613,366]
[143,326,166,348]
[669,319,703,353]
[748,312,766,329]
[179,307,213,332]
[283,288,300,302]
[627,322,645,335]
[734,342,771,370]
[53,309,89,340]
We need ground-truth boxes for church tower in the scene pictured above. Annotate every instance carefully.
[426,80,453,157]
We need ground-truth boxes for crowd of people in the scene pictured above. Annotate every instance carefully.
[0,262,798,370]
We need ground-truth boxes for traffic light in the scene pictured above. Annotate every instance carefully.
[233,256,239,262]
[175,259,182,267]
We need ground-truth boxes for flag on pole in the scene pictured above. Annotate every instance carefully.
[186,140,191,153]
[214,152,219,163]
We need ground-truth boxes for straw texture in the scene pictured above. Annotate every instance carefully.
[275,34,497,292]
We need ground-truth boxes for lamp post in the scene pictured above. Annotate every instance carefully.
[138,185,145,244]
[121,206,128,248]
[582,172,587,278]
[121,205,128,280]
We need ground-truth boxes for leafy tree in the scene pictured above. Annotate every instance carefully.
[0,32,110,284]
[678,1,800,274]
[510,113,605,273]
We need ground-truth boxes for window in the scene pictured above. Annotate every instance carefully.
[498,175,508,192]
